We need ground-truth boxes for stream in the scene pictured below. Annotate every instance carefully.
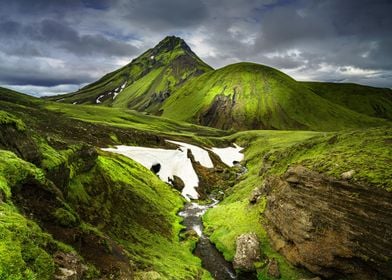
[179,199,237,280]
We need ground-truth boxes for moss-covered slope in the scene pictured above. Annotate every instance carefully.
[46,36,212,112]
[162,62,388,131]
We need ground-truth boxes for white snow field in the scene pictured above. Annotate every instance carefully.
[102,142,244,200]
[209,144,244,167]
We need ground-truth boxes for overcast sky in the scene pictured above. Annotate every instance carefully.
[0,0,391,96]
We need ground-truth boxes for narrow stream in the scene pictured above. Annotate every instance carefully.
[179,200,237,280]
[179,199,258,280]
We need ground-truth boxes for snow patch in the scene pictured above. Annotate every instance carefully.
[96,95,105,104]
[113,82,127,100]
[166,140,213,168]
[209,144,244,167]
[72,101,78,105]
[101,145,200,200]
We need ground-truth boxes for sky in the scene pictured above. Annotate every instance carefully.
[0,0,391,96]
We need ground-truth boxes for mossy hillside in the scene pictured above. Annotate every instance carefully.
[0,110,26,131]
[67,152,211,279]
[261,127,392,190]
[46,36,213,111]
[1,89,214,278]
[0,142,211,279]
[0,150,85,280]
[44,102,227,140]
[204,127,391,278]
[162,62,388,131]
[302,81,392,120]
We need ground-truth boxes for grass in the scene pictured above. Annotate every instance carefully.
[162,62,388,131]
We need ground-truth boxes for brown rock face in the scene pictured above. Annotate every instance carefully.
[264,165,392,279]
[233,233,261,271]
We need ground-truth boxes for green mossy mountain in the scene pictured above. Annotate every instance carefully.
[162,62,388,131]
[47,36,212,112]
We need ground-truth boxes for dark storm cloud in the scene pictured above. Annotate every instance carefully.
[123,0,208,30]
[0,0,391,96]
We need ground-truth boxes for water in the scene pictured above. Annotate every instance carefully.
[179,200,255,280]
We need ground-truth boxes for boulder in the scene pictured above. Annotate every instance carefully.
[249,187,263,204]
[233,233,261,271]
[169,175,185,191]
[341,169,355,180]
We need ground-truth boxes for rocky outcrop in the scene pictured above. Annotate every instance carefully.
[199,93,236,130]
[264,165,392,279]
[233,233,261,271]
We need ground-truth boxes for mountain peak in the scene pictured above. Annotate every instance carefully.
[151,35,192,56]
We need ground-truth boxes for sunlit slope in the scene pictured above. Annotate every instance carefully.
[302,81,392,120]
[162,62,387,131]
[47,36,212,112]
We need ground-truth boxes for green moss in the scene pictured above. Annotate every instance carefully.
[0,203,55,280]
[0,110,26,131]
[53,208,78,227]
[0,150,46,199]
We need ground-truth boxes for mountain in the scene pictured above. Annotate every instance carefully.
[301,81,392,120]
[161,62,388,131]
[47,36,390,132]
[47,36,212,112]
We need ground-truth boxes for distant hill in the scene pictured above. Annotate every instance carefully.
[301,82,392,120]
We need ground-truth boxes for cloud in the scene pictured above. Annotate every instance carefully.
[0,0,391,96]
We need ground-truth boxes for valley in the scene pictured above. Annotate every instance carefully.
[0,36,391,280]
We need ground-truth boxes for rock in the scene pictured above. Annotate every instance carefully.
[249,187,263,204]
[299,277,321,280]
[341,169,355,180]
[267,258,280,278]
[150,163,161,174]
[264,165,392,279]
[233,233,261,271]
[54,251,86,280]
[135,271,162,280]
[168,175,185,191]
